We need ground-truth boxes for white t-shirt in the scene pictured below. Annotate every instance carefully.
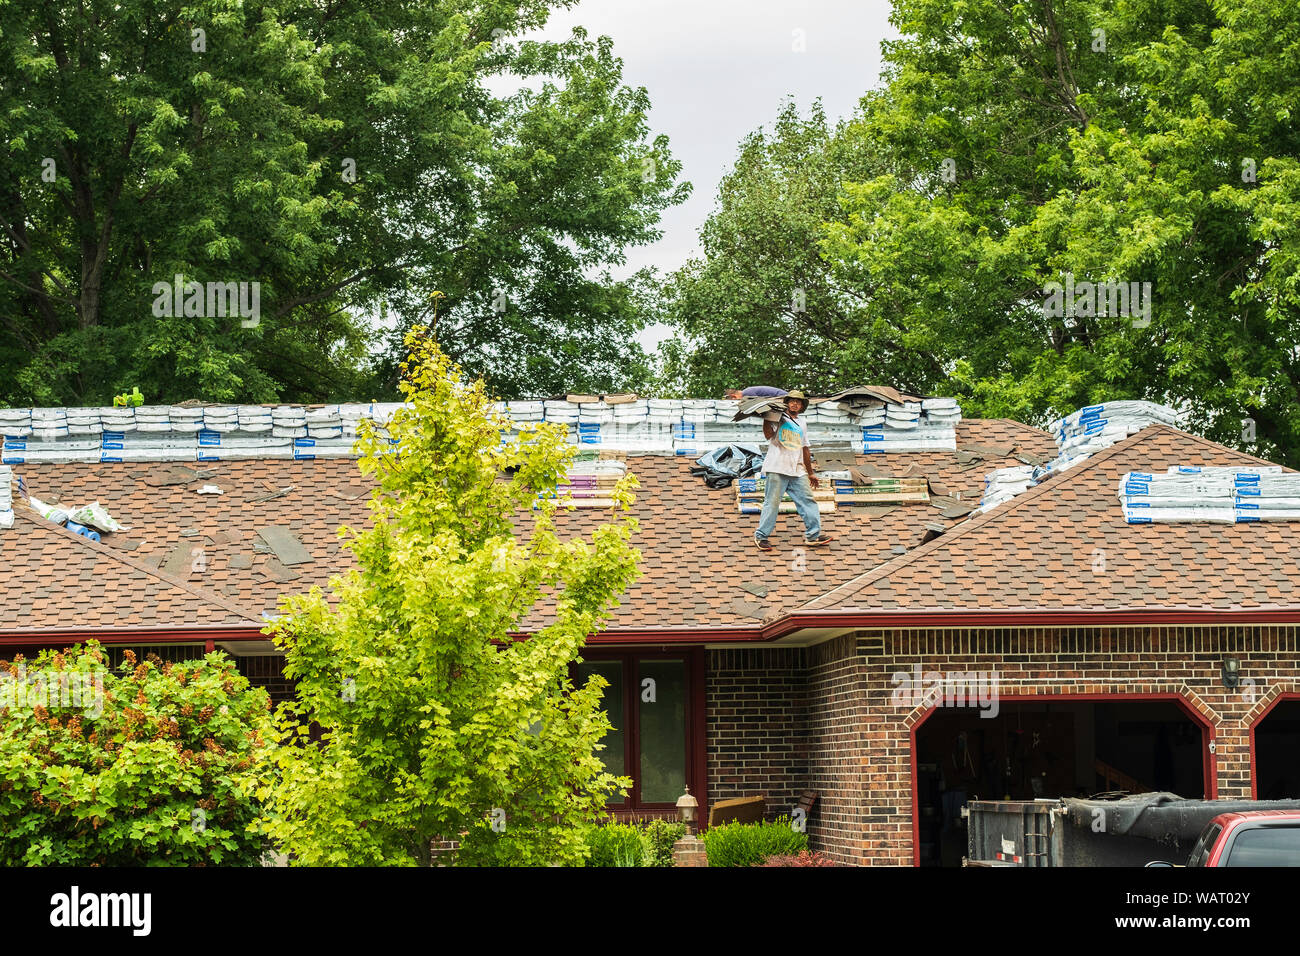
[762,414,807,477]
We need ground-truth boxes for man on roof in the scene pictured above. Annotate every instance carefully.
[754,390,835,551]
[724,385,787,399]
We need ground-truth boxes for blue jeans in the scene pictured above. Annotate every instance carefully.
[754,472,822,542]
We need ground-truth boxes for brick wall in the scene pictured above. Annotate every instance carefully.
[709,626,1300,867]
[707,647,808,823]
[852,625,1300,866]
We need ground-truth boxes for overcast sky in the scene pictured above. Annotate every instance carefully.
[527,0,899,279]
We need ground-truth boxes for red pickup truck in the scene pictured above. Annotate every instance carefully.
[1182,810,1300,867]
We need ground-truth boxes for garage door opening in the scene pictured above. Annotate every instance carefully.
[1254,699,1300,800]
[913,699,1208,867]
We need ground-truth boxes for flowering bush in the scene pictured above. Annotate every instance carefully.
[0,641,276,866]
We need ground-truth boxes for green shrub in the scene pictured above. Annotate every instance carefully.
[642,819,686,867]
[703,817,807,867]
[0,642,276,866]
[582,822,647,866]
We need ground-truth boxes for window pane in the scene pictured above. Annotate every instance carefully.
[1225,826,1300,866]
[574,660,625,781]
[639,659,687,803]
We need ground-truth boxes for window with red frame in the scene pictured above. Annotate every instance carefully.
[572,651,702,811]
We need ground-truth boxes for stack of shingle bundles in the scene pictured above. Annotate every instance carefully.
[1117,469,1239,523]
[0,408,32,438]
[980,465,1037,511]
[1052,400,1182,458]
[168,406,204,434]
[506,400,545,425]
[238,405,274,433]
[540,458,627,508]
[806,401,853,426]
[306,406,344,439]
[734,475,837,515]
[271,406,308,438]
[680,399,716,424]
[715,399,740,423]
[543,400,580,424]
[66,408,104,436]
[1227,469,1300,521]
[100,404,136,433]
[832,474,929,506]
[202,405,241,433]
[0,465,11,528]
[30,408,69,441]
[4,438,100,464]
[922,397,962,426]
[134,406,172,433]
[860,422,957,453]
[646,398,680,426]
[577,401,614,425]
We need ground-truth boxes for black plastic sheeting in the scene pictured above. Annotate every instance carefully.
[690,443,764,489]
[1063,792,1300,842]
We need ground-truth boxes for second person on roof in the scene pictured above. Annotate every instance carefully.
[754,390,835,551]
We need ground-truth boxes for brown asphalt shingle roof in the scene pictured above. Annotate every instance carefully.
[806,425,1300,613]
[0,510,263,630]
[0,419,1054,632]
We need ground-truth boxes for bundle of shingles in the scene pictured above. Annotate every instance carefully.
[0,465,12,529]
[537,451,628,509]
[1118,465,1300,523]
[734,475,837,514]
[816,386,959,452]
[831,464,931,506]
[977,400,1184,513]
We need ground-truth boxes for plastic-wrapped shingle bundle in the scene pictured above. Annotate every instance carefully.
[238,405,273,433]
[507,400,544,423]
[272,406,308,438]
[1052,400,1182,457]
[168,406,204,434]
[543,400,580,424]
[66,408,103,435]
[0,465,12,529]
[922,397,962,426]
[305,406,344,438]
[1115,466,1299,523]
[0,408,32,438]
[134,406,172,433]
[980,465,1037,511]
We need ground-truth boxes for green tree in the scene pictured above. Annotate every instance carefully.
[657,100,889,396]
[0,0,685,407]
[0,643,276,866]
[261,327,639,866]
[667,0,1300,464]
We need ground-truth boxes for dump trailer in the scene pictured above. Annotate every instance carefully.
[964,793,1300,867]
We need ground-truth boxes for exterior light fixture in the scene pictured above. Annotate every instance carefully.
[676,785,699,835]
[1221,657,1241,690]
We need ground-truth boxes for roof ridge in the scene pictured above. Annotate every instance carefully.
[12,509,265,625]
[801,424,1191,611]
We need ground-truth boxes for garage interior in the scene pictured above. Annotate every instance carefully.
[1255,699,1300,800]
[915,699,1207,867]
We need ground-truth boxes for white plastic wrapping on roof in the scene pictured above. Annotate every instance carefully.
[978,400,1188,512]
[0,395,968,462]
[1118,465,1300,523]
[980,465,1037,511]
[0,464,12,528]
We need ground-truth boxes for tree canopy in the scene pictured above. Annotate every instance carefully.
[662,0,1300,465]
[0,0,686,406]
